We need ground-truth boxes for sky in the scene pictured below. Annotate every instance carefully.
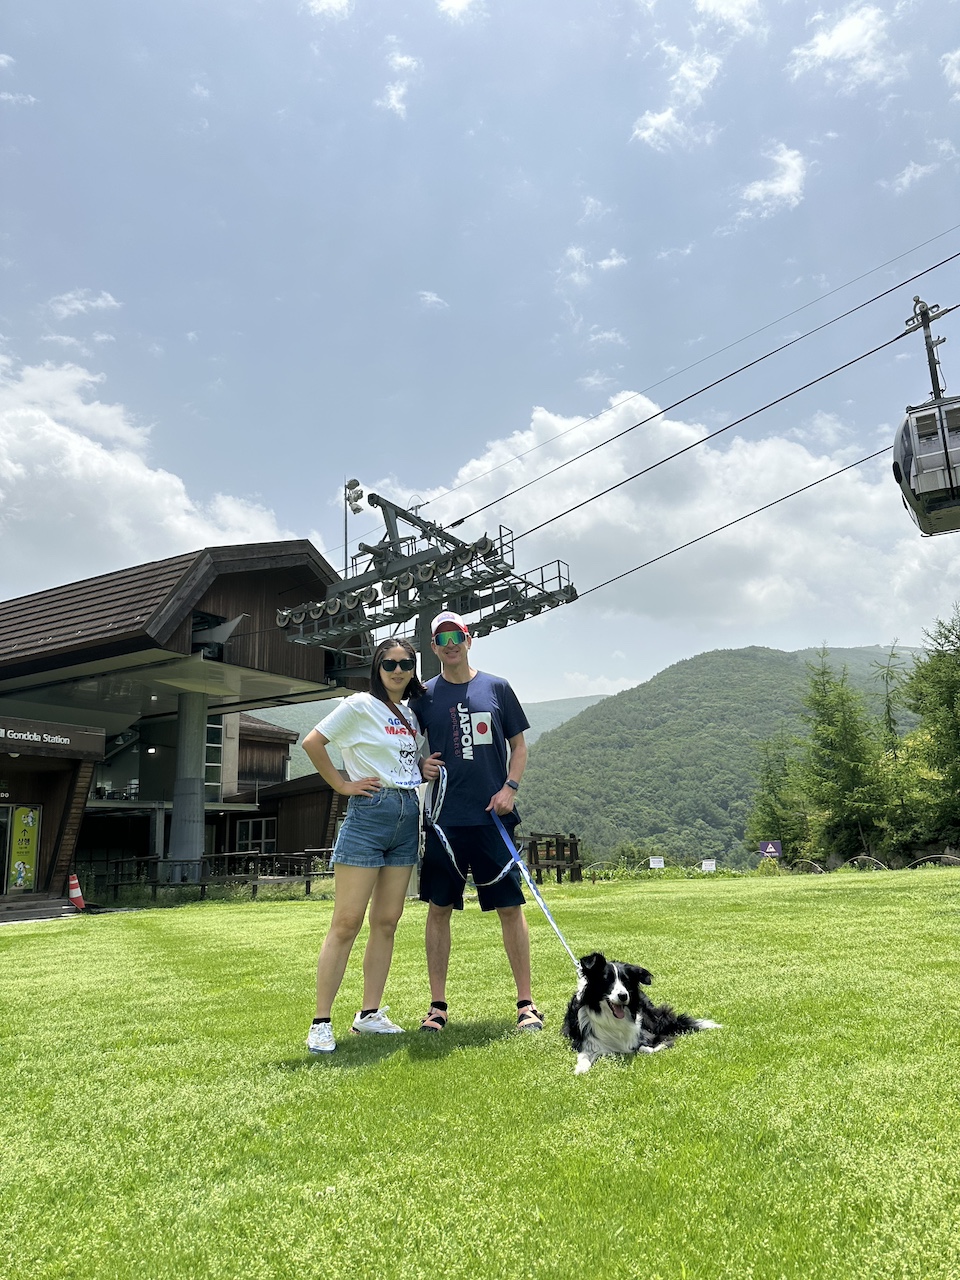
[3,0,960,702]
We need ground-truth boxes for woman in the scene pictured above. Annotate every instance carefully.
[302,637,441,1054]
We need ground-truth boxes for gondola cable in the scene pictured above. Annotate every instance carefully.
[449,249,960,531]
[576,446,894,600]
[513,327,912,544]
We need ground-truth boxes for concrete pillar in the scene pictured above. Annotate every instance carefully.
[168,691,208,882]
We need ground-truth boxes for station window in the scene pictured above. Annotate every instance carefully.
[235,817,277,855]
[205,717,223,803]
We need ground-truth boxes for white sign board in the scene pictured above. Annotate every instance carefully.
[649,856,665,869]
[701,859,716,872]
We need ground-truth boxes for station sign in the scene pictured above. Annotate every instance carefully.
[0,716,105,761]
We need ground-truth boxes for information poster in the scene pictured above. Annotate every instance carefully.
[649,856,665,869]
[8,806,40,892]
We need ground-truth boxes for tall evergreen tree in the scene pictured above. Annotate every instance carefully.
[744,730,808,863]
[902,607,960,843]
[799,652,884,860]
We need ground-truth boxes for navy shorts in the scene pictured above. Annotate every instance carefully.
[330,787,420,869]
[419,819,525,912]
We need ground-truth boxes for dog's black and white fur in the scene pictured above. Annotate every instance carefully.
[562,951,720,1074]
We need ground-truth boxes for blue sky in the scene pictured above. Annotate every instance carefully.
[3,0,960,700]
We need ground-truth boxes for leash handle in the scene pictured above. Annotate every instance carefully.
[425,766,514,888]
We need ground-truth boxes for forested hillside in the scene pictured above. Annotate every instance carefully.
[519,645,915,864]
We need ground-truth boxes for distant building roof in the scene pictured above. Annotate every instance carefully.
[239,713,299,744]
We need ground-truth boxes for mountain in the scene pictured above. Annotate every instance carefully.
[254,692,607,778]
[518,645,917,865]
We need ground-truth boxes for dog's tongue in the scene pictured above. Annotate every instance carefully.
[609,1001,626,1020]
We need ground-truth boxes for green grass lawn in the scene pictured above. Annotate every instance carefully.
[3,871,960,1280]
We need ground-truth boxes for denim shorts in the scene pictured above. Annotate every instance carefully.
[330,787,421,868]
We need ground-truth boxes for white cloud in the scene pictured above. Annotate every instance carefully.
[388,52,421,74]
[667,48,722,108]
[418,291,449,309]
[789,6,905,88]
[0,357,296,598]
[578,196,610,224]
[886,160,939,194]
[192,81,211,99]
[695,0,762,32]
[631,45,723,152]
[943,49,960,99]
[577,370,616,391]
[597,249,628,271]
[376,81,409,118]
[739,144,807,218]
[46,289,122,321]
[437,0,481,18]
[656,244,694,261]
[558,246,592,289]
[588,327,626,346]
[92,331,115,343]
[557,246,627,290]
[303,0,352,15]
[41,334,91,356]
[0,91,37,105]
[631,105,707,152]
[0,55,16,69]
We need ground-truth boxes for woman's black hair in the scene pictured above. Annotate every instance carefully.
[369,636,427,707]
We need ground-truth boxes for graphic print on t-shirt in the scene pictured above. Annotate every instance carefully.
[451,702,494,759]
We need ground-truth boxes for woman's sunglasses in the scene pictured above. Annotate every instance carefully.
[434,630,467,647]
[380,658,416,672]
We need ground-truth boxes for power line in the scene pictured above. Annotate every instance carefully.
[576,446,894,600]
[514,327,911,543]
[449,248,960,530]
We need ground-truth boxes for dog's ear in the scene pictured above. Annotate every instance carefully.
[625,964,653,986]
[578,952,605,972]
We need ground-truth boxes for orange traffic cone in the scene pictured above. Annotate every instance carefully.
[68,873,86,911]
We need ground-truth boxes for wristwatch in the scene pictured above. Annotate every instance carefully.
[504,779,520,791]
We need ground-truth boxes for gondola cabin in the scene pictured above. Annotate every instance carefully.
[892,396,960,535]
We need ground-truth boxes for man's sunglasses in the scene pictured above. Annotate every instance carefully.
[380,658,416,672]
[434,630,467,647]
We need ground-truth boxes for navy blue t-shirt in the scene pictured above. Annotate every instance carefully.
[410,670,530,826]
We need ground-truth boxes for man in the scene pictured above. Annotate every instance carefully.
[409,611,542,1033]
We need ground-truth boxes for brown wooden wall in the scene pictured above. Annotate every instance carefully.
[276,791,338,853]
[197,570,334,683]
[237,740,289,788]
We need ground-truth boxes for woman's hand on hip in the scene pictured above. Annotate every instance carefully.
[341,776,382,796]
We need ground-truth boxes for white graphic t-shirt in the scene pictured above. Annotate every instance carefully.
[316,693,424,788]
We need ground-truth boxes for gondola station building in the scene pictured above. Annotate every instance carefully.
[0,542,358,917]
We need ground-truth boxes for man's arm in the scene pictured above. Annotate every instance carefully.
[486,731,527,815]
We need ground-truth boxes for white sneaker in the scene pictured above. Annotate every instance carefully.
[351,1006,405,1035]
[306,1021,336,1053]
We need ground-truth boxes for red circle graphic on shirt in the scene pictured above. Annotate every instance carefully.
[475,721,489,736]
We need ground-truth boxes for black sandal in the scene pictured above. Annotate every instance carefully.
[517,1002,544,1031]
[420,1005,448,1032]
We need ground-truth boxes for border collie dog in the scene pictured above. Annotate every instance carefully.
[562,951,720,1074]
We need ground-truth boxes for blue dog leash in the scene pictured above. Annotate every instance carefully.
[489,810,582,973]
[424,766,581,972]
